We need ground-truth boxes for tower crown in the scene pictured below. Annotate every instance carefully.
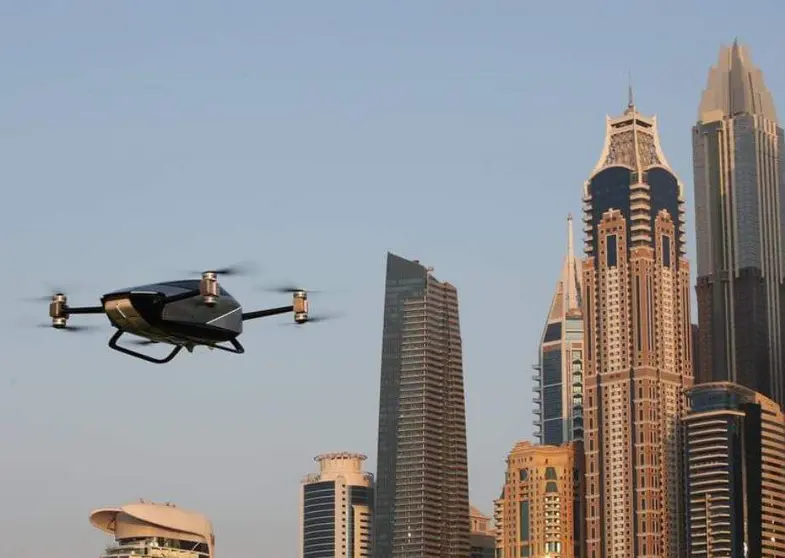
[698,40,778,123]
[589,99,672,178]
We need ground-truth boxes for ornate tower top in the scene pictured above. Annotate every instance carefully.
[589,97,672,177]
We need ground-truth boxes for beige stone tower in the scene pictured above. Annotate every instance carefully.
[494,441,583,558]
[300,452,374,558]
[581,96,693,557]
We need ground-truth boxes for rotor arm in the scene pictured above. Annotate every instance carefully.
[65,305,105,315]
[241,305,294,321]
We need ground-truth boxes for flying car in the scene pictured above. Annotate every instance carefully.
[39,267,331,364]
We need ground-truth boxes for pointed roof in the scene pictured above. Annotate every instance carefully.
[590,93,672,177]
[698,40,778,123]
[545,215,582,326]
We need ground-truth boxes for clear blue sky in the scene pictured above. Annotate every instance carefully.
[1,1,783,556]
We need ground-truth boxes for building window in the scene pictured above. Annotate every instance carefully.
[661,235,671,267]
[606,234,618,268]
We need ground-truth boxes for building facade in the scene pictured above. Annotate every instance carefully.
[533,214,585,446]
[683,382,785,557]
[300,452,374,558]
[374,252,471,558]
[581,95,693,558]
[692,40,785,405]
[89,500,214,558]
[469,506,495,558]
[493,441,583,558]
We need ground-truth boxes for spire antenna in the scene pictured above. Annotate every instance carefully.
[628,70,635,109]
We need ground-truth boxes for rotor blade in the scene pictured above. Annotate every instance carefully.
[21,284,74,302]
[280,312,344,326]
[34,323,101,333]
[258,283,322,294]
[23,295,58,302]
[186,261,258,277]
[307,312,343,323]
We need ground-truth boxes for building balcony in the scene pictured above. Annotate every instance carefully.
[101,540,206,558]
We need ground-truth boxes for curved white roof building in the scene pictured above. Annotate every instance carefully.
[89,500,214,558]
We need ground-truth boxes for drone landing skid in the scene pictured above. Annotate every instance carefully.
[209,338,245,354]
[107,331,246,364]
[108,330,183,364]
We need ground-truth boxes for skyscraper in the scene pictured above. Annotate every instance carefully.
[374,252,470,558]
[581,94,693,558]
[692,40,785,404]
[533,214,585,446]
[301,452,374,558]
[493,441,583,558]
[683,382,785,557]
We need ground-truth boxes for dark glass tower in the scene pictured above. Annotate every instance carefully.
[374,252,470,558]
[693,40,785,405]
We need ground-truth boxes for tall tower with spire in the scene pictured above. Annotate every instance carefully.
[533,215,585,446]
[581,96,693,558]
[692,40,785,405]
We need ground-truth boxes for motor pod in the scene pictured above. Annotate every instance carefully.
[49,293,68,328]
[200,271,219,306]
[293,290,308,323]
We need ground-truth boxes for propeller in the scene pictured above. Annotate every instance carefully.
[33,323,101,333]
[258,283,323,294]
[186,261,258,277]
[282,311,345,326]
[21,285,74,303]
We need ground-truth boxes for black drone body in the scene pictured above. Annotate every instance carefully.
[46,271,313,364]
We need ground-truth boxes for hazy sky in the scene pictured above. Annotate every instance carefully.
[2,1,784,556]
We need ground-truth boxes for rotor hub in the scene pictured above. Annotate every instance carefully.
[200,271,219,307]
[293,290,309,323]
[49,293,68,328]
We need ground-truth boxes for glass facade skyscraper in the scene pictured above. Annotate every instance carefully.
[533,215,584,446]
[693,40,785,405]
[374,252,470,558]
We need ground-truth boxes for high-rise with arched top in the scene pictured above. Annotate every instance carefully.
[581,97,693,558]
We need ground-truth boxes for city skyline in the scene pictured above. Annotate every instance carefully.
[3,3,785,557]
